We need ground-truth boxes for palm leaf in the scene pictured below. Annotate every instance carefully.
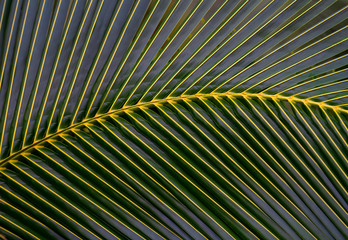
[0,0,347,239]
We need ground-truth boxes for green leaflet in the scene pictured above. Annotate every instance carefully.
[0,0,347,239]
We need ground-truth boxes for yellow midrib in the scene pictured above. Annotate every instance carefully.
[1,92,347,166]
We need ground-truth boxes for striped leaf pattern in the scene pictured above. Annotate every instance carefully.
[0,0,347,239]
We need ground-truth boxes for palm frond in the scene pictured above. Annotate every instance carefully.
[0,0,347,239]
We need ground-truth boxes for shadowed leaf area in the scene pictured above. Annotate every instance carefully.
[0,0,348,239]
